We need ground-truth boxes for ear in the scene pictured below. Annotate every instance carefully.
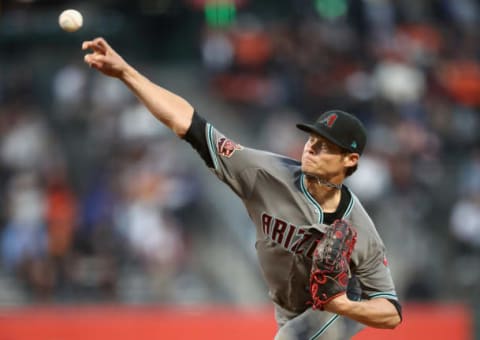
[343,153,359,168]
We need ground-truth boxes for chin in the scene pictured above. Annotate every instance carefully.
[301,161,316,174]
[300,164,310,174]
[301,168,318,178]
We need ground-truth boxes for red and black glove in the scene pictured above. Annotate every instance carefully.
[310,219,357,310]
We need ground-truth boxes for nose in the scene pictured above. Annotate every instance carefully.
[305,141,317,155]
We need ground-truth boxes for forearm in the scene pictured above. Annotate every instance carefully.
[83,37,194,137]
[326,296,401,329]
[121,64,194,137]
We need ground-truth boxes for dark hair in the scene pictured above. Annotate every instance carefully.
[343,149,359,177]
[345,164,358,177]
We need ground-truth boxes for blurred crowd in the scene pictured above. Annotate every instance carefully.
[0,0,479,308]
[0,66,202,302]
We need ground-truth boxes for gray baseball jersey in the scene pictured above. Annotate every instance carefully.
[184,112,400,339]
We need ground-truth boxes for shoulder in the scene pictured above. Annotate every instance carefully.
[240,148,301,172]
[242,151,302,188]
[344,188,373,225]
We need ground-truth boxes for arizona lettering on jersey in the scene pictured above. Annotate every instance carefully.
[262,212,320,257]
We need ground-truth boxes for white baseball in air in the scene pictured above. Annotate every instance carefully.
[58,9,83,32]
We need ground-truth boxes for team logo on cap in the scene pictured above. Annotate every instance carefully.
[319,113,338,128]
[217,137,243,158]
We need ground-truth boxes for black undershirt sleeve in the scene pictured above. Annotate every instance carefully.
[183,111,214,168]
[388,299,403,321]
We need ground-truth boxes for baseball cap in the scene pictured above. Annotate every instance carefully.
[296,110,367,155]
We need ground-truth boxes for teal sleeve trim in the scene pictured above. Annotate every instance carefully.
[206,123,219,170]
[300,174,323,224]
[342,189,354,219]
[368,293,403,321]
[368,292,398,300]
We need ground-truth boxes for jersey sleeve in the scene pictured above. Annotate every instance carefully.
[349,206,399,304]
[355,244,398,299]
[208,124,283,198]
[183,111,281,199]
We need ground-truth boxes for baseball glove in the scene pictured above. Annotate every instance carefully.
[310,219,357,310]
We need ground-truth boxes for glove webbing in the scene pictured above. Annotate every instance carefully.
[309,220,357,310]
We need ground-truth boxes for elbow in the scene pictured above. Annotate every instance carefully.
[174,126,189,138]
[173,109,195,138]
[173,120,192,138]
[385,322,400,330]
[383,315,402,329]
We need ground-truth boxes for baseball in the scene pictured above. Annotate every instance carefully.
[58,9,83,32]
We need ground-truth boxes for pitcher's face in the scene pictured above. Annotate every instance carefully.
[301,134,351,179]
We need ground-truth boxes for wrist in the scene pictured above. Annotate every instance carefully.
[120,64,137,83]
[324,294,352,315]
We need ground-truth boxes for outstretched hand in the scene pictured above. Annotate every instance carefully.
[82,37,128,78]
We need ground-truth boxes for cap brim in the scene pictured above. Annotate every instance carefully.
[296,123,356,153]
[296,123,340,146]
[296,123,318,134]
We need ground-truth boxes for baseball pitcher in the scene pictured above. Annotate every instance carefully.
[82,37,402,339]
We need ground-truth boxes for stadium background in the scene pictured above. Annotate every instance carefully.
[0,0,478,338]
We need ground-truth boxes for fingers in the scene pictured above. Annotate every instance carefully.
[82,37,123,76]
[94,37,111,52]
[82,37,108,54]
[82,37,109,68]
[84,53,104,68]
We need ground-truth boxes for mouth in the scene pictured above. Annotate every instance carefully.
[302,154,316,164]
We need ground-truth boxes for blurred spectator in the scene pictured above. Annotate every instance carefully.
[345,153,391,204]
[71,166,120,300]
[372,60,426,107]
[437,59,480,107]
[450,193,480,254]
[52,63,88,118]
[0,109,53,172]
[201,28,234,72]
[45,166,78,292]
[0,172,52,299]
[451,149,480,255]
[459,149,480,196]
[115,150,187,301]
[449,151,480,296]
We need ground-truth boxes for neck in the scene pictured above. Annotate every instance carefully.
[304,174,343,212]
[313,176,342,190]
